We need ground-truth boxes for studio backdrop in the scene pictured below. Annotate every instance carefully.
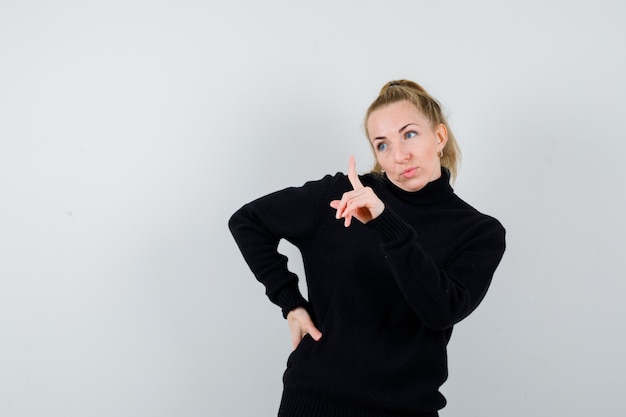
[1,1,625,416]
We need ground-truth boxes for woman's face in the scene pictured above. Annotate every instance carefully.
[367,100,447,192]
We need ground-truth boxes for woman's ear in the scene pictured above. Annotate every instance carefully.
[436,123,448,149]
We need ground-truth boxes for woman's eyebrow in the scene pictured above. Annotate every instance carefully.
[373,123,419,141]
[399,123,418,133]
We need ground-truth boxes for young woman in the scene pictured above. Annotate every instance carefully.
[229,80,506,417]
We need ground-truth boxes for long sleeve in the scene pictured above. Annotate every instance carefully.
[228,174,340,317]
[367,205,506,331]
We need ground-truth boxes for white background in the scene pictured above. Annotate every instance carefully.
[1,1,625,416]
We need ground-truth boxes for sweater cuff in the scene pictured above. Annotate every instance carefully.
[275,285,309,318]
[367,206,415,243]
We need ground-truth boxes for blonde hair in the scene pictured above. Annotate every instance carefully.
[364,80,461,182]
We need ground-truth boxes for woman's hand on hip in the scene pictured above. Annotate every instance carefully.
[287,306,322,351]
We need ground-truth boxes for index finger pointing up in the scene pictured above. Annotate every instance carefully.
[348,155,364,190]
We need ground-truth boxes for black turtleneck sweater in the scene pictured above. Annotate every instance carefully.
[228,169,506,417]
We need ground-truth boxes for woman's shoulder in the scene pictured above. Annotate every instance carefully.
[297,172,351,191]
[449,193,505,233]
[302,171,382,190]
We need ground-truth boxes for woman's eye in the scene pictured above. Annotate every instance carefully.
[376,142,388,152]
[404,131,417,139]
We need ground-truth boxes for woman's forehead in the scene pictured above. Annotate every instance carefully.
[367,101,430,132]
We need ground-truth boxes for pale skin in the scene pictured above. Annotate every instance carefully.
[286,100,448,350]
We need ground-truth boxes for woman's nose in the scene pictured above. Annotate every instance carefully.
[393,144,409,162]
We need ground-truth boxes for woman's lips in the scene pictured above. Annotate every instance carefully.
[401,167,417,178]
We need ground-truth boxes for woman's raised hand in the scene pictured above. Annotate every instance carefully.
[287,306,322,350]
[330,156,385,227]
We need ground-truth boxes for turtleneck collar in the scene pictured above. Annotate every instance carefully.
[381,167,454,206]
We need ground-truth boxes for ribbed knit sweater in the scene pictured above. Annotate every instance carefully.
[228,169,506,417]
